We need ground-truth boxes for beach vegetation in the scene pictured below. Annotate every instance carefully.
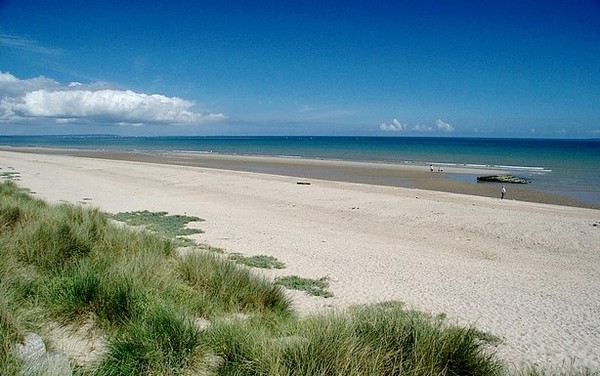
[0,291,22,375]
[200,301,503,376]
[178,252,292,317]
[0,181,289,374]
[0,180,595,376]
[228,253,286,269]
[274,275,333,297]
[94,303,204,375]
[110,210,204,239]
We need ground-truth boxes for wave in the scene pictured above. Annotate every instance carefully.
[277,155,303,159]
[430,162,552,173]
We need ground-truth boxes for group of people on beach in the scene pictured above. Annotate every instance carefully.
[429,164,444,173]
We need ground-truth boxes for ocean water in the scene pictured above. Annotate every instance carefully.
[1,135,599,207]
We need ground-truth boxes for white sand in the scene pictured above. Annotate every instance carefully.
[2,150,599,370]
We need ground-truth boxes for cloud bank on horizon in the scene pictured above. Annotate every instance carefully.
[0,72,226,127]
[379,118,455,133]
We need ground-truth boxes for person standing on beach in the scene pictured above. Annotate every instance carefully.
[501,185,506,199]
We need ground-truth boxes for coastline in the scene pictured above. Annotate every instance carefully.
[2,146,597,210]
[1,148,599,370]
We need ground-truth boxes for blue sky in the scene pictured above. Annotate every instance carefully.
[1,0,599,137]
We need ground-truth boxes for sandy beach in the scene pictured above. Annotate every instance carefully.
[1,149,599,370]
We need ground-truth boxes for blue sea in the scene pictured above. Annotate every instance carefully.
[1,135,599,207]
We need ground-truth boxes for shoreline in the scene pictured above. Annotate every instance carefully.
[2,146,597,210]
[1,149,599,369]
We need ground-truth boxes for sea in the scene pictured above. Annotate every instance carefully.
[1,135,599,207]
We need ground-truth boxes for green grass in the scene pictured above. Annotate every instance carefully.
[0,291,22,375]
[275,275,333,297]
[200,301,503,376]
[110,210,204,239]
[228,253,286,269]
[0,180,597,376]
[95,303,203,375]
[178,252,292,317]
[0,180,290,375]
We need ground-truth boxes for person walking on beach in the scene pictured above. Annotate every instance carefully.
[501,185,506,199]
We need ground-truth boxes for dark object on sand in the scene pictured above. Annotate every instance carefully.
[477,175,530,184]
[297,181,311,185]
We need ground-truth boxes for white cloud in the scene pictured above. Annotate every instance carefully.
[379,118,407,131]
[0,32,63,56]
[413,123,432,132]
[0,72,60,97]
[379,118,455,133]
[435,119,454,132]
[0,72,226,125]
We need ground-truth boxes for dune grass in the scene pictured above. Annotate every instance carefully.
[0,291,22,375]
[200,301,503,376]
[178,252,292,317]
[0,180,290,375]
[0,180,597,376]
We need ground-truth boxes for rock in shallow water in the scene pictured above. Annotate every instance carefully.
[476,175,530,184]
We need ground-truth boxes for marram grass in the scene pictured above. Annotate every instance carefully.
[178,252,292,317]
[0,180,597,376]
[0,180,289,375]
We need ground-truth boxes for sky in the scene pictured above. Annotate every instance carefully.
[1,0,599,138]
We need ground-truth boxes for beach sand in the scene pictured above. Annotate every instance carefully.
[1,149,599,370]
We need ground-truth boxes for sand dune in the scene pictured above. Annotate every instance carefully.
[1,149,599,370]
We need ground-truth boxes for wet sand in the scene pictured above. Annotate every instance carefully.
[2,146,596,209]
